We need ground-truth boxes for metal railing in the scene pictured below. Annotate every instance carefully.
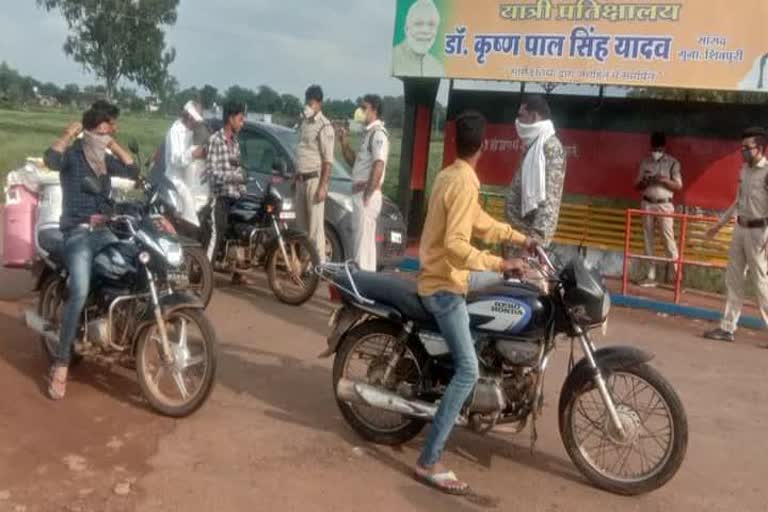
[621,209,730,304]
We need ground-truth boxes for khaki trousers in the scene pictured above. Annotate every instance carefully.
[294,177,326,264]
[642,201,679,280]
[721,225,768,332]
[352,190,382,271]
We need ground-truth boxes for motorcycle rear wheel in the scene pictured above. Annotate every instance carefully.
[266,233,320,306]
[181,246,214,308]
[332,320,426,445]
[38,273,83,368]
[559,362,688,495]
[135,308,217,417]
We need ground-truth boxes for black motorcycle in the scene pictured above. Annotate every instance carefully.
[320,250,687,496]
[176,167,320,306]
[26,176,217,417]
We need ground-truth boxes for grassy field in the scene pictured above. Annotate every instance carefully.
[0,108,171,182]
[0,108,446,204]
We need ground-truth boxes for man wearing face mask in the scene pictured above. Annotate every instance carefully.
[634,132,683,287]
[505,95,567,249]
[704,127,768,344]
[339,95,390,271]
[47,101,139,400]
[295,85,334,263]
[392,0,444,77]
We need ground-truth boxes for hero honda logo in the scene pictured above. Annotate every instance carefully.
[468,297,530,333]
[491,300,524,316]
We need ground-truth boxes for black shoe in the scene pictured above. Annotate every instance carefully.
[703,328,734,343]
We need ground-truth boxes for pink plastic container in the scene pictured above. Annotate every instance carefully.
[3,185,38,268]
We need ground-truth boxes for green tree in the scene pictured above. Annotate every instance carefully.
[224,86,259,111]
[280,93,302,117]
[37,0,179,99]
[57,83,81,105]
[255,85,282,113]
[323,99,356,120]
[200,84,219,109]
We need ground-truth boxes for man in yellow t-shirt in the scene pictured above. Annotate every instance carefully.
[414,111,536,494]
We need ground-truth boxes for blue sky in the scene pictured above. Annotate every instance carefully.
[1,1,407,100]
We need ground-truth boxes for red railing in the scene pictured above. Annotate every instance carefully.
[621,209,730,304]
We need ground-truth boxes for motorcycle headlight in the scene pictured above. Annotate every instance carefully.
[158,237,183,268]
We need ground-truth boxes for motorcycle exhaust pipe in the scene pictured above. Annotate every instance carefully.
[336,378,467,426]
[23,310,58,342]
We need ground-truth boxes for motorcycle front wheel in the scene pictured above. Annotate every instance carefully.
[135,308,217,417]
[559,362,688,495]
[266,233,320,305]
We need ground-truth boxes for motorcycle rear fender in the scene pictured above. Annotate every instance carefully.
[319,303,403,358]
[34,263,61,291]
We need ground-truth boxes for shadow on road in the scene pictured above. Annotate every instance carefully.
[215,273,334,337]
[215,340,587,506]
[0,308,150,412]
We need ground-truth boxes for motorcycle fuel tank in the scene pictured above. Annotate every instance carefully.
[467,296,534,335]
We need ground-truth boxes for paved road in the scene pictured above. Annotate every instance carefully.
[0,274,766,512]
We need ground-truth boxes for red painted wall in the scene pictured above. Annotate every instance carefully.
[443,121,742,210]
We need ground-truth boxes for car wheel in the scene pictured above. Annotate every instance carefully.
[325,224,343,263]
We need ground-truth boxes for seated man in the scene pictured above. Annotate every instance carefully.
[47,101,139,400]
[415,110,536,494]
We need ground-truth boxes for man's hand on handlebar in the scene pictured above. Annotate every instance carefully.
[501,258,527,279]
[523,236,542,254]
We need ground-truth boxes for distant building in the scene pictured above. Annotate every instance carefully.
[38,96,59,108]
[145,96,161,113]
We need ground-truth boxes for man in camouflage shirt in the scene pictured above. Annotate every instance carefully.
[505,95,567,247]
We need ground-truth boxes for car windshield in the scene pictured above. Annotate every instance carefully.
[274,129,352,182]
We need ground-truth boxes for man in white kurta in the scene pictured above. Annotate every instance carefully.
[164,101,205,225]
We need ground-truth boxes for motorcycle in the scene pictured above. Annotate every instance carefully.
[319,250,688,496]
[173,163,320,306]
[25,175,217,417]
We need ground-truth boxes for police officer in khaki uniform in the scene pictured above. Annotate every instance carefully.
[295,85,334,263]
[705,127,768,343]
[634,132,683,287]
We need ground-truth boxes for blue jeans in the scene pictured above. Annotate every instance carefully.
[417,272,503,467]
[56,227,116,366]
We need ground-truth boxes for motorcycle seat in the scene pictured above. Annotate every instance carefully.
[38,228,65,263]
[332,270,432,323]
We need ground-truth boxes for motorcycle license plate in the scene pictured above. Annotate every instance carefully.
[280,211,297,220]
[390,231,403,244]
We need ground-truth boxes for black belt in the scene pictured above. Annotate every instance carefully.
[296,171,319,182]
[737,217,768,229]
[643,196,671,205]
